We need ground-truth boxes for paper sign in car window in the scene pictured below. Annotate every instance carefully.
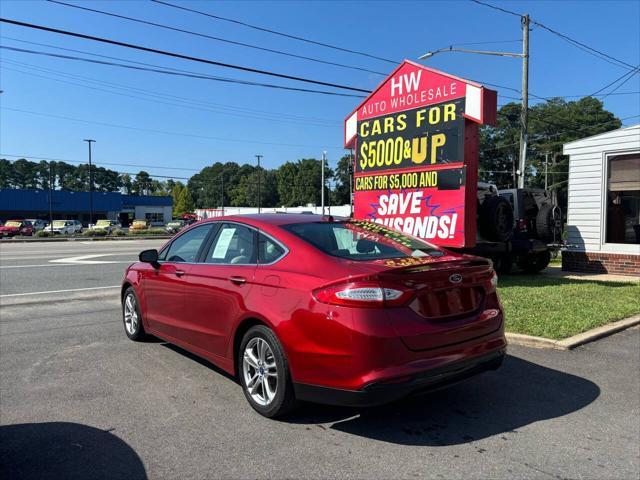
[212,228,236,259]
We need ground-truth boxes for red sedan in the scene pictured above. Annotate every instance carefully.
[122,215,505,418]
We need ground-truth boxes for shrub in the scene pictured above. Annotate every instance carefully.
[127,228,168,236]
[83,229,108,237]
[36,230,52,237]
[110,229,126,236]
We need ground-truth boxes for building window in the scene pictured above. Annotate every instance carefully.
[145,212,164,224]
[606,153,640,244]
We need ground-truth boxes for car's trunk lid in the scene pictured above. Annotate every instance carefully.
[377,257,500,350]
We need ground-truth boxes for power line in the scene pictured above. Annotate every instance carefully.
[150,0,398,65]
[0,61,342,128]
[1,106,346,150]
[1,153,200,171]
[46,0,387,76]
[530,20,637,71]
[0,17,371,93]
[469,0,521,18]
[470,0,636,71]
[599,69,640,100]
[591,67,640,96]
[3,156,192,180]
[0,56,341,124]
[0,45,365,98]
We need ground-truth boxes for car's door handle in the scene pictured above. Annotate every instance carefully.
[229,276,246,284]
[175,270,185,277]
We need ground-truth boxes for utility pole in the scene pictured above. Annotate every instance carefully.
[518,14,530,188]
[220,169,224,215]
[321,151,326,216]
[83,139,96,226]
[255,154,262,213]
[48,162,54,233]
[544,152,549,190]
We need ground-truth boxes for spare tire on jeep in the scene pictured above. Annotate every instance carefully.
[535,204,562,242]
[479,196,514,242]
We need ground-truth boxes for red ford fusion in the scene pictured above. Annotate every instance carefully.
[122,214,505,418]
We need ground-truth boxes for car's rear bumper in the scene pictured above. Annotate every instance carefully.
[293,348,505,407]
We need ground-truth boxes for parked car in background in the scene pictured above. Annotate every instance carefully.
[0,219,34,237]
[50,220,83,235]
[122,214,505,418]
[165,219,186,233]
[129,219,149,231]
[91,219,121,234]
[26,219,48,231]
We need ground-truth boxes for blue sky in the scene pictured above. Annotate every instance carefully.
[1,0,639,180]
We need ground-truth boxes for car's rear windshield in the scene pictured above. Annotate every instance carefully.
[96,220,111,225]
[5,221,21,227]
[282,220,444,261]
[52,220,66,227]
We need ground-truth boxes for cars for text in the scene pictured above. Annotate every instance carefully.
[122,215,505,418]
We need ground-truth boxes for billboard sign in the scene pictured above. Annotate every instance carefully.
[345,60,497,248]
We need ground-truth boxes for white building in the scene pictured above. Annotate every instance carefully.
[562,124,640,275]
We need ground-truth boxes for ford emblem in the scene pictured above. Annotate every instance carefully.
[449,274,462,284]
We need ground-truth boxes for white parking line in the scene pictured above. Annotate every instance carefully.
[0,262,132,269]
[0,285,120,298]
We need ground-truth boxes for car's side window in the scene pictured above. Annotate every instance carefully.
[258,233,286,264]
[163,224,213,263]
[205,223,256,265]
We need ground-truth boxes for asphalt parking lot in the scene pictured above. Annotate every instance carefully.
[1,240,639,479]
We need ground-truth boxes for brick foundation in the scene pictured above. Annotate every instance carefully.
[562,251,640,276]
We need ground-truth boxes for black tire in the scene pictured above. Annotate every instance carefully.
[238,325,297,418]
[493,253,513,274]
[517,250,551,274]
[122,287,147,341]
[479,196,514,242]
[536,204,562,241]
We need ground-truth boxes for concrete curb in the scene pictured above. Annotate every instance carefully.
[3,236,173,243]
[506,314,640,350]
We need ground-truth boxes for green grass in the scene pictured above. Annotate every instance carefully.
[497,275,640,340]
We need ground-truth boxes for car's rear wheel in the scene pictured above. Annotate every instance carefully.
[238,325,296,418]
[122,287,147,341]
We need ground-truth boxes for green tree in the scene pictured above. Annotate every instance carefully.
[174,186,196,216]
[0,159,11,188]
[132,171,152,195]
[480,97,621,211]
[120,174,133,194]
[332,154,353,205]
[229,169,278,207]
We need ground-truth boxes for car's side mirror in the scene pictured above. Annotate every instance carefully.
[139,249,160,268]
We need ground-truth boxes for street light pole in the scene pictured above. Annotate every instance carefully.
[48,162,54,233]
[83,139,96,226]
[321,151,326,216]
[518,14,530,188]
[255,154,262,213]
[419,18,530,188]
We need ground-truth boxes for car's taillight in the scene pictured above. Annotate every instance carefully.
[516,219,527,232]
[313,281,413,308]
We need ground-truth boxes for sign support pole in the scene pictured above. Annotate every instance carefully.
[518,14,530,188]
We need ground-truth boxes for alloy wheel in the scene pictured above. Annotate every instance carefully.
[242,337,278,406]
[123,293,139,335]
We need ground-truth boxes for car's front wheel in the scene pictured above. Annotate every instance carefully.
[122,287,147,341]
[238,325,296,418]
